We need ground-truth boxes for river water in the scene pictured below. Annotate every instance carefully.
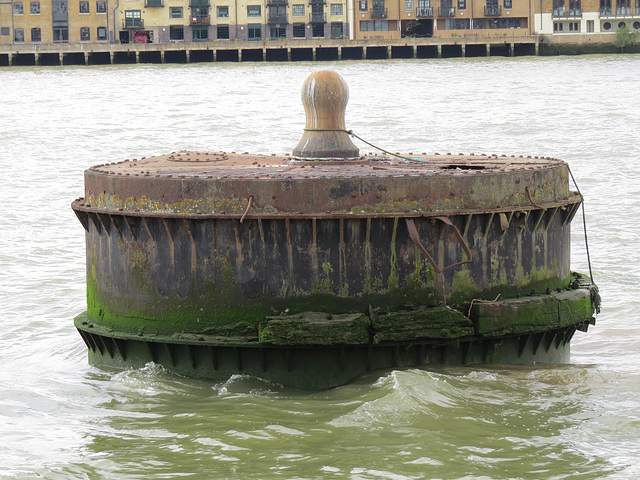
[1,55,639,479]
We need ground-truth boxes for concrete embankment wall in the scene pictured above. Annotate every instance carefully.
[539,34,640,55]
[0,34,634,67]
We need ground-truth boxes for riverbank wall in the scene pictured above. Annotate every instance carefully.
[0,34,635,66]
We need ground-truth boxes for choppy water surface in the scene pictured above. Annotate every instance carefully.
[1,56,639,479]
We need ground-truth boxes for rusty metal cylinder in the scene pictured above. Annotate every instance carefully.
[71,71,598,389]
[292,70,359,159]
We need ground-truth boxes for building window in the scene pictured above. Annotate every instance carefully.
[53,0,67,16]
[312,22,324,36]
[270,26,286,38]
[267,2,286,21]
[80,26,90,40]
[14,27,24,42]
[53,27,68,42]
[553,0,565,15]
[192,27,208,40]
[292,4,304,15]
[359,0,367,11]
[31,27,41,41]
[568,0,580,14]
[586,19,594,31]
[473,18,486,28]
[191,5,209,22]
[568,21,579,30]
[458,0,465,9]
[217,6,228,17]
[553,22,563,31]
[169,25,184,40]
[445,18,469,28]
[404,0,413,10]
[79,1,89,13]
[97,26,107,39]
[30,2,40,14]
[125,10,142,27]
[504,0,512,7]
[217,25,229,38]
[330,3,343,15]
[634,21,640,29]
[96,0,105,12]
[248,23,261,39]
[617,0,630,14]
[441,0,455,14]
[170,6,182,17]
[360,19,389,30]
[13,2,24,14]
[600,0,611,14]
[331,21,343,37]
[494,17,520,27]
[292,22,305,36]
[247,5,261,16]
[371,0,385,15]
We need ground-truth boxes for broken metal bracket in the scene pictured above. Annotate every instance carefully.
[405,216,473,273]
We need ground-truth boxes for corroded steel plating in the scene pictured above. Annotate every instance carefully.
[73,152,580,217]
[71,70,598,389]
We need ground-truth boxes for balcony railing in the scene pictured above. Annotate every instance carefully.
[267,0,288,5]
[438,6,455,16]
[267,13,288,22]
[604,6,640,16]
[484,5,502,15]
[553,8,582,17]
[308,0,325,4]
[416,6,433,16]
[190,0,209,5]
[190,16,210,24]
[310,12,326,22]
[123,18,144,28]
[371,7,387,17]
[145,0,163,6]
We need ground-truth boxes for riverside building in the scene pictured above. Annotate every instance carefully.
[354,0,533,39]
[0,0,638,46]
[0,0,350,44]
[534,0,640,34]
[0,0,108,44]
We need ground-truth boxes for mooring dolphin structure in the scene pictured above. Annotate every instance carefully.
[72,70,599,389]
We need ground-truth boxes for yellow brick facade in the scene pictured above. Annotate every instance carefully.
[68,0,108,43]
[1,0,638,44]
[108,0,349,43]
[354,0,401,39]
[0,0,108,45]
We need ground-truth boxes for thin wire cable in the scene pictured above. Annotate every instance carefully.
[306,128,595,284]
[352,128,596,285]
[303,128,427,162]
[347,130,428,162]
[567,166,595,283]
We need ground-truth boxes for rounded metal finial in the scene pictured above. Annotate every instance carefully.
[292,70,359,160]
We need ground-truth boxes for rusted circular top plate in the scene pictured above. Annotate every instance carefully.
[74,151,577,217]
